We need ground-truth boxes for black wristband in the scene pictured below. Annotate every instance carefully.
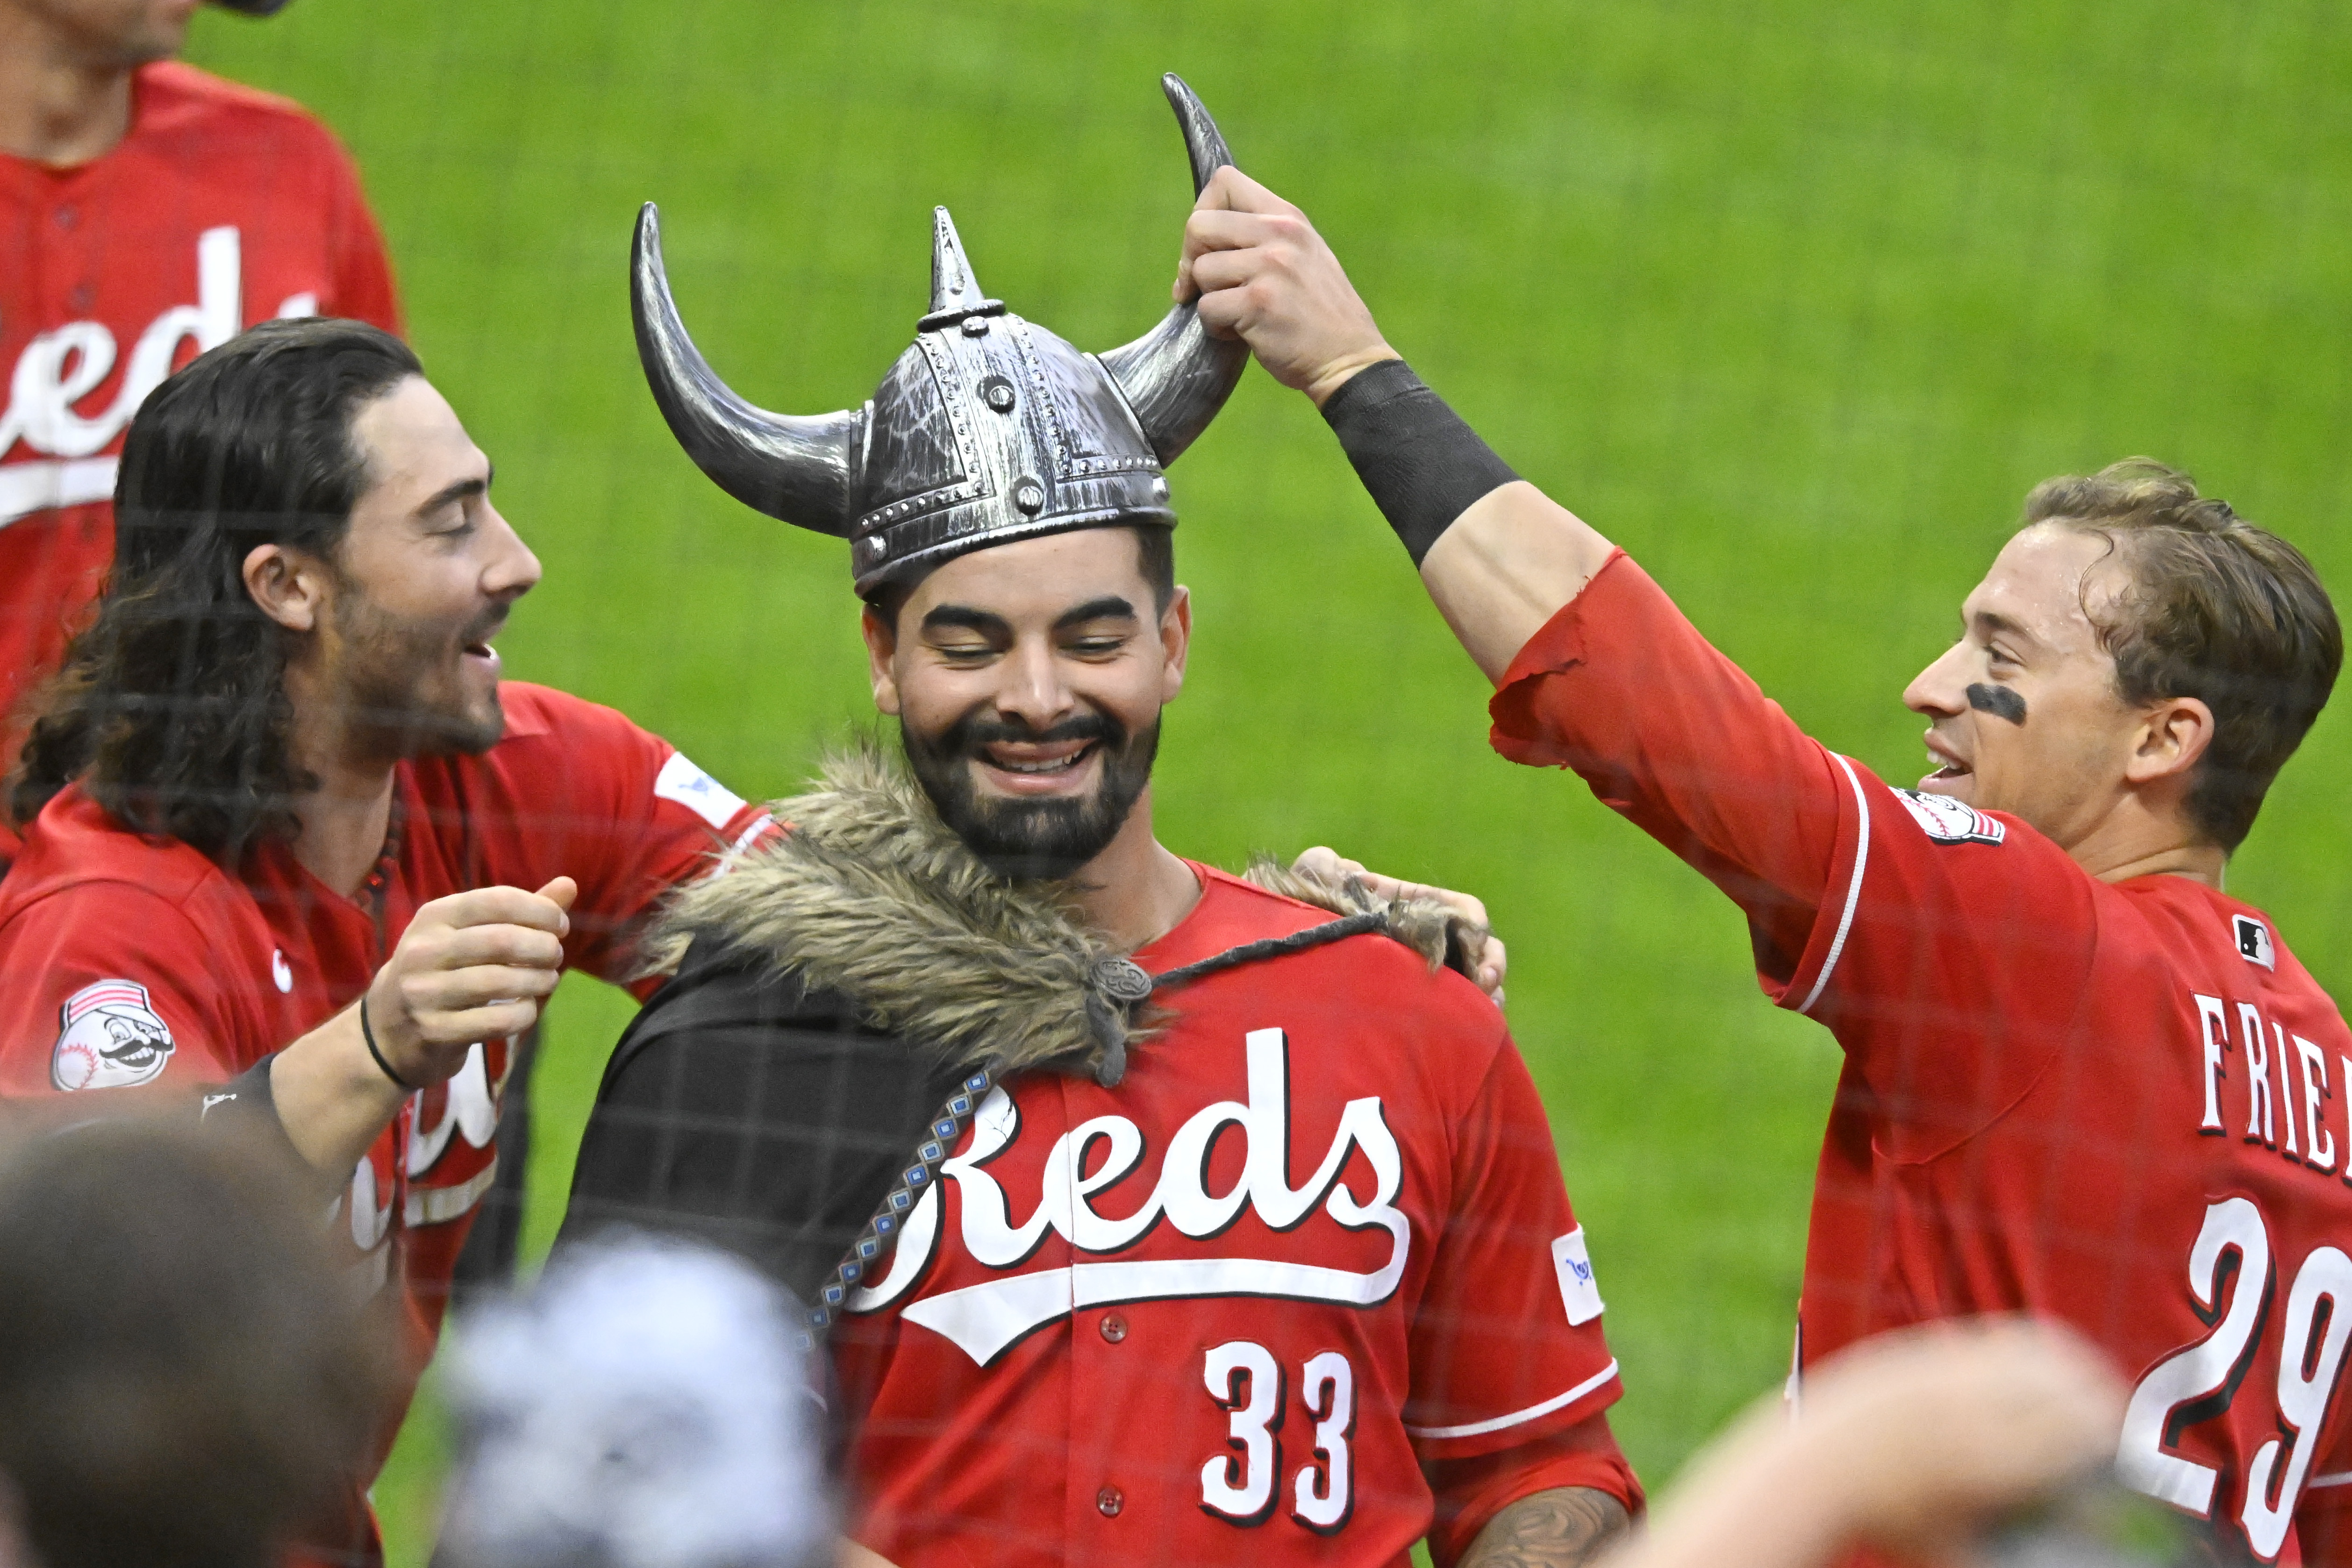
[200,1053,307,1169]
[359,997,417,1092]
[1318,359,1519,566]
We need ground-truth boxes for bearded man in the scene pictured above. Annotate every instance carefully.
[0,315,780,1567]
[1179,168,2352,1562]
[559,78,1640,1568]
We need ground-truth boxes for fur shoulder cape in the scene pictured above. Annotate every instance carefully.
[645,748,1486,1085]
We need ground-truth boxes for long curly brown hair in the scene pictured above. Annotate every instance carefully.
[8,318,421,864]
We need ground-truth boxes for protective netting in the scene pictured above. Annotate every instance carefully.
[131,0,2352,1561]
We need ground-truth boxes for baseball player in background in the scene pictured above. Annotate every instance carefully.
[562,78,1636,1568]
[1182,166,2352,1563]
[0,0,401,868]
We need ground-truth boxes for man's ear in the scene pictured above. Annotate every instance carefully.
[242,543,332,634]
[1158,584,1193,705]
[2124,695,2217,786]
[860,605,902,715]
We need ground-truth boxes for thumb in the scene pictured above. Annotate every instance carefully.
[534,876,578,935]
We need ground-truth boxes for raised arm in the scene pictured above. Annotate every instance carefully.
[1181,169,1847,979]
[1177,167,1610,680]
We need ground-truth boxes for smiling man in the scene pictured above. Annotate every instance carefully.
[0,316,776,1567]
[1180,167,2352,1562]
[558,78,1639,1568]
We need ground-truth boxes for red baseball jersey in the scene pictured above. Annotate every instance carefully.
[0,683,770,1561]
[829,867,1637,1568]
[0,61,401,862]
[1488,551,2352,1562]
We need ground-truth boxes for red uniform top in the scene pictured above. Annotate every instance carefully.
[0,684,770,1562]
[0,61,401,861]
[831,867,1638,1568]
[1488,551,2352,1563]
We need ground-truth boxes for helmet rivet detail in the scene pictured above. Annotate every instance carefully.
[1013,478,1045,515]
[961,315,991,337]
[980,375,1016,414]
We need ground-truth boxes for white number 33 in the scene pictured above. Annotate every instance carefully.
[1200,1340,1355,1533]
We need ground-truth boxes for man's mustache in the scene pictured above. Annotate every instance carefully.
[941,711,1127,757]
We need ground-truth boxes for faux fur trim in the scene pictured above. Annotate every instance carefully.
[647,745,1488,1079]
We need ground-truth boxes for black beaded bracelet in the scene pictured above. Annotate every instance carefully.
[1319,358,1521,566]
[358,997,417,1092]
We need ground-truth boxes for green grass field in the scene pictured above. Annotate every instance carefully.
[187,2,2352,1560]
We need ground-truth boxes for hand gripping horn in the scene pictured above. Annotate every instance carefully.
[631,206,864,534]
[1096,73,1250,466]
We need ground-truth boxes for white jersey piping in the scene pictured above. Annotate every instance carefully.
[1795,754,1871,1017]
[1402,1359,1620,1441]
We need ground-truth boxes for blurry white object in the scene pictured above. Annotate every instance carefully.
[437,1233,830,1568]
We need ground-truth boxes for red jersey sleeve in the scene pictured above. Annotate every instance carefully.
[1486,552,2095,1153]
[316,132,401,337]
[1487,551,1845,987]
[1403,1037,1627,1482]
[0,883,241,1094]
[459,688,774,992]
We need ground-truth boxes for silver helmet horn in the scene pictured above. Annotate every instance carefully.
[632,73,1246,595]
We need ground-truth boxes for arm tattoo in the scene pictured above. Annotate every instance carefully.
[1459,1485,1631,1568]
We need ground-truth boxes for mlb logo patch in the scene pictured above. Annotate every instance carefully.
[2234,914,2276,970]
[1892,788,2006,846]
[1551,1226,1605,1326]
[52,978,176,1091]
[653,751,749,831]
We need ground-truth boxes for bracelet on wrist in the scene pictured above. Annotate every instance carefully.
[358,997,417,1092]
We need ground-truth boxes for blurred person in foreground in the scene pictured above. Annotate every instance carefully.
[1180,170,2352,1562]
[0,315,779,1567]
[1607,1321,2134,1568]
[436,1234,830,1568]
[0,0,401,870]
[561,78,1630,1568]
[0,1118,386,1568]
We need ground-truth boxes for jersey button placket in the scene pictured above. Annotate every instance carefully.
[1095,1485,1123,1518]
[1099,1311,1128,1343]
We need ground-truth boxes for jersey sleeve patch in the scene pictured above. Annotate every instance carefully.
[1551,1226,1605,1326]
[52,979,177,1090]
[2232,914,2277,970]
[1892,787,2006,846]
[654,751,750,832]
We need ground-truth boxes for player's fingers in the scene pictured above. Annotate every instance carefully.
[402,964,561,1020]
[430,923,567,971]
[1478,935,1509,1002]
[1200,164,1303,220]
[427,884,573,935]
[534,875,578,930]
[1291,846,1359,885]
[410,999,543,1052]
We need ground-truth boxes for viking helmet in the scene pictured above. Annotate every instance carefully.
[633,74,1246,597]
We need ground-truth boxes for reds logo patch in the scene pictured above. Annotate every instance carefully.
[51,979,176,1090]
[1892,788,2006,846]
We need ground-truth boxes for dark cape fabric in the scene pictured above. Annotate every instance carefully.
[556,940,964,1309]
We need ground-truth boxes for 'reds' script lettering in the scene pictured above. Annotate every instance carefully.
[847,1027,1409,1365]
[0,229,323,527]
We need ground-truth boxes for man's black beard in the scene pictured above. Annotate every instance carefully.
[902,708,1160,882]
[332,589,507,761]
